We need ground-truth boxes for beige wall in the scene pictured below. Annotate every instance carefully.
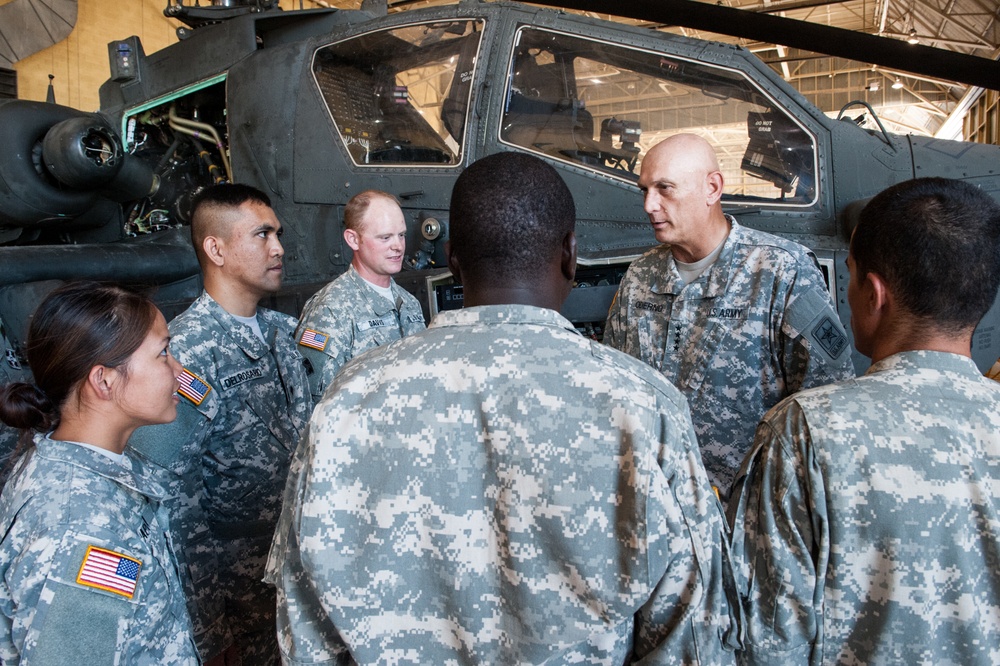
[12,0,319,111]
[14,0,182,111]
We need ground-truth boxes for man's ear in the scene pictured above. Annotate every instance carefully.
[445,240,463,285]
[867,271,890,315]
[705,170,724,206]
[561,231,577,282]
[344,228,361,252]
[203,235,225,269]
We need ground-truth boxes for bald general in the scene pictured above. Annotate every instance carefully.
[637,132,728,264]
[190,184,272,267]
[644,133,721,175]
[449,152,575,286]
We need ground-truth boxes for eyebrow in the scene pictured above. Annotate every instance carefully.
[253,224,279,235]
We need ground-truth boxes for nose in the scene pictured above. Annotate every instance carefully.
[643,190,660,216]
[168,353,183,382]
[270,236,284,259]
[391,234,404,252]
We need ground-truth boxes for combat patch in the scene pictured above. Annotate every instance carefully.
[177,368,211,405]
[635,300,664,313]
[76,546,141,599]
[299,328,329,352]
[811,316,849,358]
[221,367,264,389]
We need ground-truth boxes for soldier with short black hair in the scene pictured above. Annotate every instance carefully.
[268,152,739,664]
[729,177,1000,664]
[130,183,312,665]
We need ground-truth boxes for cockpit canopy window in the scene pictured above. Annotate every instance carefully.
[313,19,484,167]
[501,27,818,205]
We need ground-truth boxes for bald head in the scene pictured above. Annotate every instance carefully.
[644,133,721,177]
[638,134,728,262]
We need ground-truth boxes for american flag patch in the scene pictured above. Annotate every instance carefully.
[177,367,211,405]
[299,328,329,351]
[76,546,142,599]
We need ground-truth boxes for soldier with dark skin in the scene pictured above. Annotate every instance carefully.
[730,177,1000,665]
[268,152,738,664]
[130,184,312,665]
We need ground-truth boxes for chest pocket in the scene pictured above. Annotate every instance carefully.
[244,390,300,453]
[679,304,764,393]
[355,316,394,348]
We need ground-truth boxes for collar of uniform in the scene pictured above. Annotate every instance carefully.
[430,303,578,334]
[34,435,166,499]
[867,349,982,378]
[652,215,742,297]
[347,265,398,316]
[199,291,271,360]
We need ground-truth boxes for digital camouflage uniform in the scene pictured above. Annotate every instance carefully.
[295,265,425,401]
[0,436,198,665]
[604,218,855,497]
[129,291,312,664]
[268,304,739,665]
[0,317,30,489]
[729,350,1000,665]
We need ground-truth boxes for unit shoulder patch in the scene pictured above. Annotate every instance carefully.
[811,316,849,358]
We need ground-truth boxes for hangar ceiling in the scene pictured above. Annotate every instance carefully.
[306,0,999,140]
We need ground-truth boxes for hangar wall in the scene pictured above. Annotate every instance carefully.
[9,0,302,112]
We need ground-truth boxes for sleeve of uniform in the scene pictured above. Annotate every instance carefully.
[128,388,230,659]
[729,400,825,665]
[269,422,352,665]
[632,394,740,663]
[296,305,355,403]
[3,526,147,665]
[779,258,856,392]
[603,287,626,351]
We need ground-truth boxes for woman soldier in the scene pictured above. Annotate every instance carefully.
[0,281,199,664]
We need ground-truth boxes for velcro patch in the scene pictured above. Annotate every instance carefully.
[221,367,264,390]
[299,328,329,352]
[811,316,849,358]
[77,546,141,599]
[177,368,211,405]
[709,307,746,320]
[357,317,392,332]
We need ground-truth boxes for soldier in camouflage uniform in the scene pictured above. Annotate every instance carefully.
[0,282,198,664]
[604,134,855,498]
[267,153,739,664]
[728,177,1000,665]
[0,316,30,488]
[130,185,312,665]
[295,190,424,401]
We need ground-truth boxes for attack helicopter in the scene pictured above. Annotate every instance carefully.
[1,0,999,374]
